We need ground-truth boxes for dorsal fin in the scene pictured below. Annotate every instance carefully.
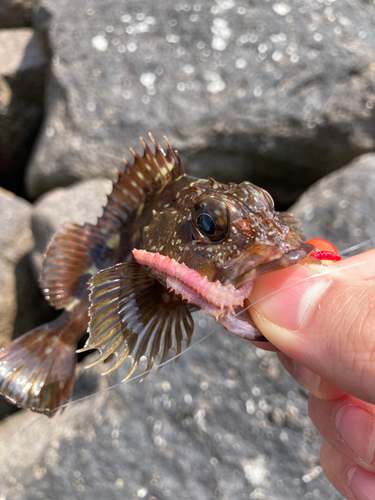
[41,134,185,310]
[97,133,185,235]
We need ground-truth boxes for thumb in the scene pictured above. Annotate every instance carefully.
[250,250,375,405]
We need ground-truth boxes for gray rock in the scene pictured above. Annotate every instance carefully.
[0,315,342,500]
[291,153,375,255]
[0,28,47,102]
[0,188,52,419]
[0,187,33,346]
[30,177,112,276]
[0,29,47,194]
[0,0,33,29]
[27,0,375,208]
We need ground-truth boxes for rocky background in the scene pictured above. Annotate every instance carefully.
[1,0,375,499]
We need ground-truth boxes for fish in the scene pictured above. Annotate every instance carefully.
[0,133,314,416]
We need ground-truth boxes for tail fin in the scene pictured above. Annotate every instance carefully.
[0,321,77,417]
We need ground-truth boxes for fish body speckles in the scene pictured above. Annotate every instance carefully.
[0,134,314,416]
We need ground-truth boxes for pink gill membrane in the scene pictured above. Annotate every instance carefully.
[132,249,253,310]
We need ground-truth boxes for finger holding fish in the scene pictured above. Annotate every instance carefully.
[250,250,375,405]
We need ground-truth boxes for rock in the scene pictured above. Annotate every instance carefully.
[0,28,47,102]
[0,28,47,196]
[27,0,375,208]
[0,0,33,29]
[30,177,112,276]
[291,153,375,255]
[0,188,53,419]
[0,188,33,346]
[0,315,342,500]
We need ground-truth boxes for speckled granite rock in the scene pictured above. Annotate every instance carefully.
[0,0,33,29]
[291,153,375,255]
[27,0,375,208]
[0,188,35,347]
[0,28,47,195]
[0,315,343,500]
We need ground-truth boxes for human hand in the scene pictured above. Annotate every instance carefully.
[249,249,375,500]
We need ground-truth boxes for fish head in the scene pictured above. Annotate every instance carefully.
[136,178,314,340]
[143,178,313,286]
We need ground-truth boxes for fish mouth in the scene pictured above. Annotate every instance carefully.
[217,243,314,341]
[225,243,315,289]
[133,243,313,341]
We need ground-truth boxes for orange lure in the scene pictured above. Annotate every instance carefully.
[306,238,342,262]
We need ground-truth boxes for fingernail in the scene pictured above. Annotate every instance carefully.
[348,466,375,500]
[292,360,321,392]
[336,405,375,465]
[252,266,330,331]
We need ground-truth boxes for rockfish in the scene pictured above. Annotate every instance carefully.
[0,134,314,416]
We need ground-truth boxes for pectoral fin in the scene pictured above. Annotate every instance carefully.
[79,263,195,380]
[41,222,105,309]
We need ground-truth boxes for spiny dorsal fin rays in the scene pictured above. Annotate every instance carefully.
[96,133,184,235]
[79,262,194,381]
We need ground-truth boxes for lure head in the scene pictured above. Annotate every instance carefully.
[306,238,342,262]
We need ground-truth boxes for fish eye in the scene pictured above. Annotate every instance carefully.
[193,198,228,242]
[262,189,274,210]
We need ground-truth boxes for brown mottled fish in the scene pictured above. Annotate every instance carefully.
[0,134,314,416]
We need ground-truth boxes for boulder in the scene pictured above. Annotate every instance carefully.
[0,0,33,29]
[27,0,375,208]
[0,315,342,500]
[291,153,375,255]
[0,28,47,196]
[0,188,35,346]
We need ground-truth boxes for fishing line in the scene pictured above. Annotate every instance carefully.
[3,417,78,500]
[53,464,78,500]
[2,320,221,499]
[339,236,375,256]
[55,321,220,412]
